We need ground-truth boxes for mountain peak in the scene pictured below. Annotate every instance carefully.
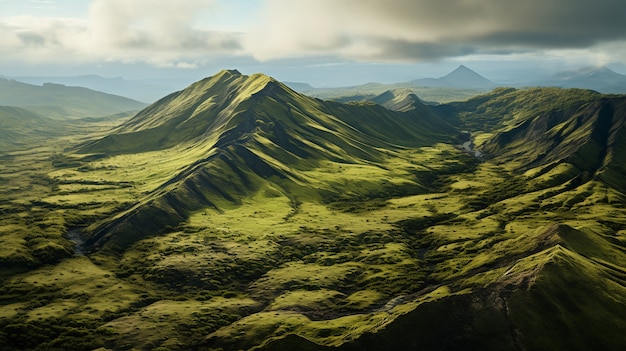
[441,65,495,88]
[193,70,274,92]
[218,68,242,76]
[77,70,291,154]
[450,64,471,73]
[410,65,495,89]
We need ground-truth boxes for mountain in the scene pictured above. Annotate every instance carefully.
[8,74,192,103]
[369,88,426,112]
[308,66,497,105]
[411,65,497,89]
[438,85,626,194]
[0,106,64,150]
[79,69,456,252]
[539,66,626,94]
[78,70,452,156]
[0,78,147,119]
[1,72,625,351]
[475,89,626,193]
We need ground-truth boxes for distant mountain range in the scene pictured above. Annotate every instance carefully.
[535,66,626,94]
[0,78,146,119]
[284,81,315,92]
[5,75,189,103]
[410,64,497,89]
[295,65,626,102]
[295,65,498,104]
[5,65,625,112]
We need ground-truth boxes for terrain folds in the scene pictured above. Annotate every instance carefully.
[1,71,625,350]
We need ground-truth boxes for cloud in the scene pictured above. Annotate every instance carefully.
[1,0,625,69]
[246,0,626,62]
[0,16,87,60]
[87,0,236,51]
[0,0,243,67]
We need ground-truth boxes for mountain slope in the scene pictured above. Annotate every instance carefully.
[79,70,457,252]
[3,71,625,351]
[459,89,626,193]
[0,78,147,119]
[0,106,64,149]
[79,70,453,156]
[436,86,626,196]
[368,89,425,112]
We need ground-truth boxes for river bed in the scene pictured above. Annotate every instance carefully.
[65,228,86,255]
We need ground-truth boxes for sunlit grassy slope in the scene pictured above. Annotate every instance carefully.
[1,72,625,351]
[77,70,456,253]
[0,106,64,150]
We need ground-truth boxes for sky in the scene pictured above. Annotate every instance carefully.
[1,0,626,87]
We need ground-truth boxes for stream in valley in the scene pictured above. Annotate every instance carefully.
[65,228,86,255]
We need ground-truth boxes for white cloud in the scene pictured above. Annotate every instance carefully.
[0,0,244,67]
[0,16,87,62]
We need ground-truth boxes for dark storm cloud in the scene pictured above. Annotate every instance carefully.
[249,0,626,61]
[367,39,477,61]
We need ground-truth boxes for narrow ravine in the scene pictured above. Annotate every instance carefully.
[65,227,86,255]
[462,132,483,158]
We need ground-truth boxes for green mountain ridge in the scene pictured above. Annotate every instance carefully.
[368,89,425,112]
[484,96,626,189]
[438,87,626,193]
[1,70,625,351]
[80,70,457,253]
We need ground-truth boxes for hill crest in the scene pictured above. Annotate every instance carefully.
[0,77,147,119]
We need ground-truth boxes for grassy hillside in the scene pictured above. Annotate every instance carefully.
[0,73,625,351]
[78,70,457,253]
[0,106,63,150]
[446,88,626,194]
[0,78,147,119]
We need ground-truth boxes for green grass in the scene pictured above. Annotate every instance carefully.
[1,75,626,351]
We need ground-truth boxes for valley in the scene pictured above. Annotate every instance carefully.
[1,70,625,351]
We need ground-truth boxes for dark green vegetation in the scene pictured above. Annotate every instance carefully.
[1,70,625,351]
[0,78,147,119]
